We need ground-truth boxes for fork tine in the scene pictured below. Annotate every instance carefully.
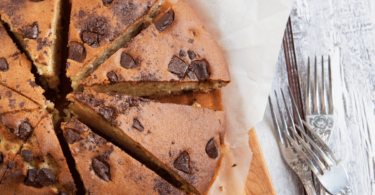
[283,131,320,175]
[294,126,334,168]
[302,121,340,164]
[328,55,334,114]
[275,91,291,141]
[281,89,296,139]
[269,96,286,147]
[321,56,327,114]
[290,129,327,173]
[305,57,311,116]
[313,56,319,114]
[288,86,306,134]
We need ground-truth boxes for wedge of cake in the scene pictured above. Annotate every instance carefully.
[66,0,165,91]
[79,0,231,97]
[0,114,76,194]
[61,117,183,195]
[0,0,64,89]
[67,90,225,194]
[0,110,47,184]
[0,23,46,107]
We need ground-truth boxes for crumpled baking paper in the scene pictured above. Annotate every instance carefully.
[180,0,294,194]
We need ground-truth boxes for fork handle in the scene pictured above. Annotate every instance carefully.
[291,164,317,195]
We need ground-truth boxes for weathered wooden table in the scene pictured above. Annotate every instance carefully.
[254,0,375,194]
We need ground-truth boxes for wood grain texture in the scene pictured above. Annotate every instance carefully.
[255,0,375,194]
[245,128,276,195]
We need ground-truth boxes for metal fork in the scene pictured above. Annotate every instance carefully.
[283,120,350,195]
[269,87,316,195]
[304,56,351,194]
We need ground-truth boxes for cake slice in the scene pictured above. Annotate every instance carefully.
[0,23,46,107]
[0,85,41,114]
[67,90,225,194]
[79,0,231,97]
[0,114,76,194]
[61,117,183,195]
[0,110,47,184]
[66,0,164,91]
[0,0,64,89]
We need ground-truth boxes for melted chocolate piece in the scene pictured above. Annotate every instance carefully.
[179,50,186,58]
[98,106,116,122]
[205,138,218,159]
[65,130,83,144]
[36,168,55,187]
[174,151,191,174]
[191,60,209,81]
[132,118,144,132]
[82,32,99,48]
[102,0,114,6]
[107,71,119,83]
[24,22,39,39]
[0,58,9,72]
[187,50,196,60]
[92,157,111,181]
[22,150,34,162]
[154,10,175,32]
[18,122,33,140]
[168,56,188,79]
[68,42,86,63]
[24,169,40,187]
[120,53,137,69]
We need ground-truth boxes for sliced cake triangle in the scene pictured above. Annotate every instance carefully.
[79,0,231,97]
[0,114,76,194]
[66,0,165,90]
[0,0,64,89]
[61,117,183,195]
[67,90,225,194]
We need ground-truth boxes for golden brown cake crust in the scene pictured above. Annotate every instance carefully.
[68,90,225,194]
[0,23,19,59]
[66,0,159,78]
[62,117,183,195]
[0,115,76,194]
[80,0,230,88]
[0,85,41,114]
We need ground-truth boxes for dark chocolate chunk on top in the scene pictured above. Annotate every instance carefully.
[187,50,196,60]
[107,71,119,83]
[65,130,83,144]
[168,56,188,79]
[174,151,191,174]
[191,60,210,81]
[98,106,116,122]
[36,168,55,187]
[24,169,40,187]
[92,157,111,182]
[18,122,33,140]
[154,10,175,33]
[102,0,114,6]
[205,138,218,159]
[132,118,144,132]
[120,53,137,69]
[0,58,9,72]
[68,42,86,63]
[24,22,39,39]
[22,150,34,162]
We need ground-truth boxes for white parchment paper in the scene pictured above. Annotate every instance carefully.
[181,0,294,194]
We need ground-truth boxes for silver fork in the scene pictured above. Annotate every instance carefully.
[283,120,350,195]
[269,87,316,195]
[304,56,351,194]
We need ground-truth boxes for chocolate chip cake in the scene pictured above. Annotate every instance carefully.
[62,117,183,195]
[0,0,64,89]
[79,0,231,97]
[67,90,225,194]
[66,0,165,91]
[0,114,76,194]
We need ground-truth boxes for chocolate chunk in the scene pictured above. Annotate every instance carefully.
[153,179,176,195]
[179,50,186,58]
[65,130,83,144]
[168,56,188,79]
[58,192,68,195]
[107,71,118,83]
[24,169,40,187]
[0,152,3,163]
[132,118,144,132]
[191,60,209,81]
[68,42,86,63]
[174,151,191,174]
[120,53,137,69]
[187,50,196,60]
[187,71,196,80]
[30,0,44,2]
[102,0,114,6]
[98,106,116,122]
[36,168,55,187]
[22,150,34,162]
[92,157,111,181]
[205,138,218,159]
[154,10,174,32]
[82,32,99,48]
[24,22,39,39]
[0,58,9,72]
[18,122,33,140]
